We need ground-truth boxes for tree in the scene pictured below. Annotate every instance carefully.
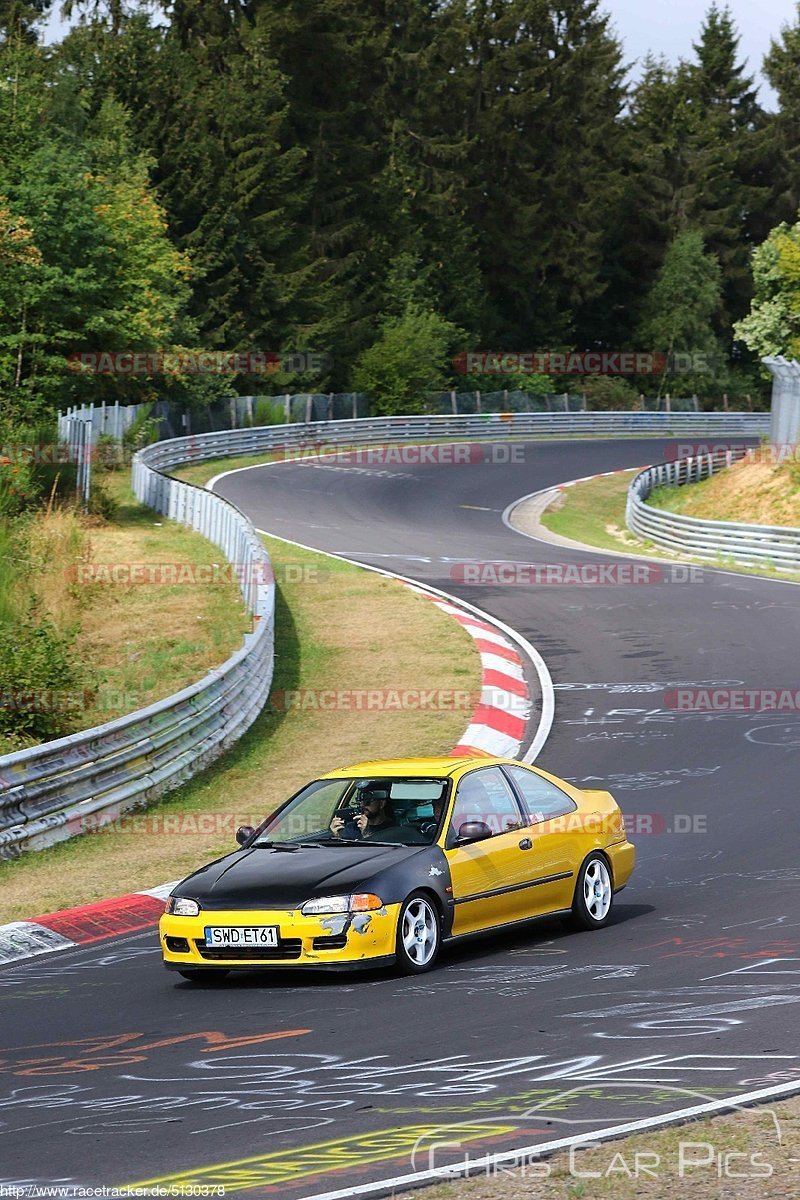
[735,220,800,359]
[461,0,629,347]
[0,0,50,42]
[763,5,800,226]
[636,230,723,397]
[351,303,463,415]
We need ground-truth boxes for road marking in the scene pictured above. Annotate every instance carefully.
[126,1123,515,1191]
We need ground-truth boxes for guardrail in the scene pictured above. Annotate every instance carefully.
[0,460,274,858]
[626,450,800,570]
[0,409,773,859]
[138,411,771,473]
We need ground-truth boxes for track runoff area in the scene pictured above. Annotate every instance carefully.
[2,436,799,1200]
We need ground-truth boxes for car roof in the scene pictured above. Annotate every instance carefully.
[320,756,518,779]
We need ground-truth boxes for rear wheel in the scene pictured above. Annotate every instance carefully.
[177,969,230,984]
[568,854,613,930]
[395,892,441,974]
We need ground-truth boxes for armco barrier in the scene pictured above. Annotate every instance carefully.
[0,410,771,858]
[626,449,800,569]
[0,468,274,858]
[135,410,770,474]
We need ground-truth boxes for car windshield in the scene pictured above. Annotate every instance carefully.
[250,777,450,847]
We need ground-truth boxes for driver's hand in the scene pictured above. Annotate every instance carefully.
[330,816,344,838]
[354,813,369,836]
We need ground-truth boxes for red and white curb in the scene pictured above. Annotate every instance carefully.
[404,585,531,758]
[0,882,177,966]
[557,466,647,489]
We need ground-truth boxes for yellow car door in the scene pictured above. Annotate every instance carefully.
[503,764,582,915]
[444,766,542,936]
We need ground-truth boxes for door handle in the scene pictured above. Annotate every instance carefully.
[518,837,533,850]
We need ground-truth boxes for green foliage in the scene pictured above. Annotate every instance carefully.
[636,230,724,396]
[0,598,86,743]
[352,305,464,416]
[253,398,287,427]
[579,376,639,411]
[0,0,793,419]
[735,220,800,359]
[121,403,159,452]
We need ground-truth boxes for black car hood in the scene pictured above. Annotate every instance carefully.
[174,843,428,909]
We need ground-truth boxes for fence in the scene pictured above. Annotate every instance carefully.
[61,391,717,446]
[763,356,800,449]
[626,449,800,570]
[0,457,274,859]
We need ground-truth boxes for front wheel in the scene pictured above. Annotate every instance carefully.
[395,892,441,974]
[568,854,613,930]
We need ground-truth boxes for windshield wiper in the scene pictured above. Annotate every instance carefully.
[327,838,404,848]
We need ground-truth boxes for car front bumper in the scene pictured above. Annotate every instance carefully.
[160,904,400,970]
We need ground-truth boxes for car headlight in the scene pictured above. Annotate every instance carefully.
[301,893,383,915]
[166,897,200,917]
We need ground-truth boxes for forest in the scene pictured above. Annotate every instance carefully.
[3,0,800,419]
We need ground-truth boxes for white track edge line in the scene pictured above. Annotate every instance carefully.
[295,1079,800,1200]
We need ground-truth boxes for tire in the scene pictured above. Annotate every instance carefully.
[395,892,441,974]
[177,969,230,984]
[568,854,614,930]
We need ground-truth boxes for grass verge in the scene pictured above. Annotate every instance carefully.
[0,471,247,753]
[0,533,480,921]
[647,455,800,527]
[393,1094,800,1200]
[537,472,800,582]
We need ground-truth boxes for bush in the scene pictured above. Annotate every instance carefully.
[0,599,87,744]
[352,305,464,415]
[580,375,640,411]
[254,397,287,426]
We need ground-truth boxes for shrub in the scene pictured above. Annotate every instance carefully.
[0,599,87,743]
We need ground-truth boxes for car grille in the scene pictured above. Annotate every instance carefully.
[312,934,348,951]
[194,938,303,961]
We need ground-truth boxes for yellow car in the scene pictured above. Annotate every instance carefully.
[160,756,635,980]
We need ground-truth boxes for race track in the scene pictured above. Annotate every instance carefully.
[2,437,800,1198]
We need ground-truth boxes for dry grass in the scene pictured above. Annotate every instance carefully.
[393,1095,800,1200]
[649,455,800,528]
[0,473,248,753]
[0,534,480,921]
[74,474,247,726]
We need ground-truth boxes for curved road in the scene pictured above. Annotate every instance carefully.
[2,438,799,1198]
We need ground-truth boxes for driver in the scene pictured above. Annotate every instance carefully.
[330,784,399,840]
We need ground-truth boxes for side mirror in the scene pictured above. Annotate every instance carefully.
[236,825,255,847]
[457,820,493,844]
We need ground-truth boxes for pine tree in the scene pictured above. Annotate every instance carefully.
[461,0,629,349]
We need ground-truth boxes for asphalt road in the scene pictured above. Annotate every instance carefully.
[2,437,800,1199]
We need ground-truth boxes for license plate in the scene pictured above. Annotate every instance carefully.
[204,926,279,948]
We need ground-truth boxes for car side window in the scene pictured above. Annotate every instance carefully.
[505,766,578,825]
[449,767,525,839]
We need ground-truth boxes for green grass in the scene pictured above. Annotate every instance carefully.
[537,470,800,582]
